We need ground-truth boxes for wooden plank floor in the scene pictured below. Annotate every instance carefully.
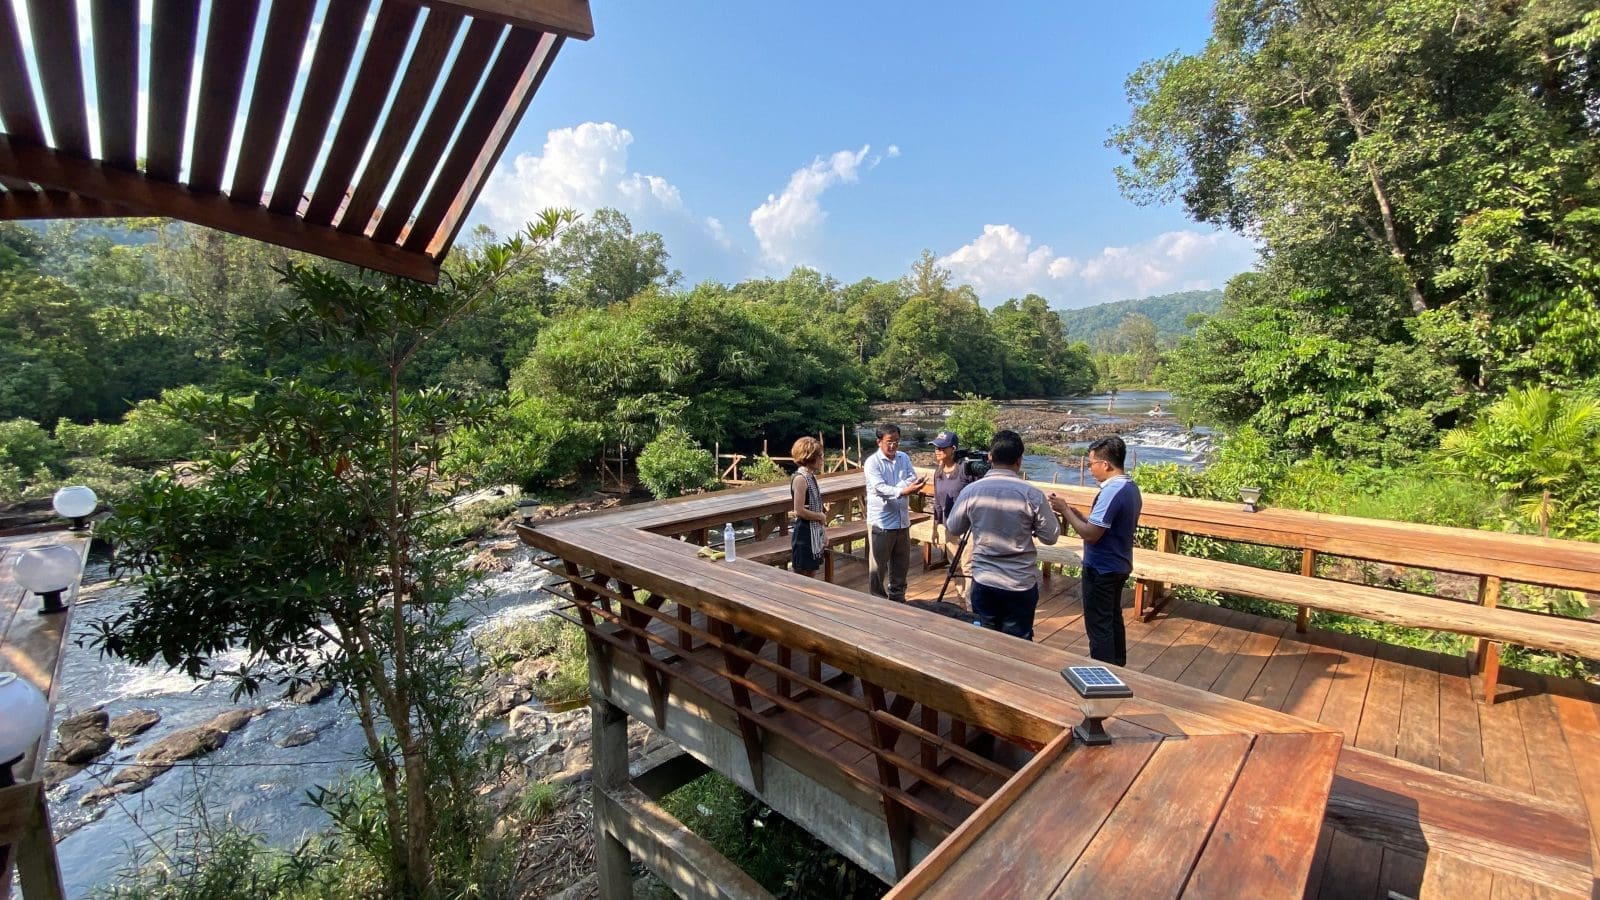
[628,548,1599,896]
[838,552,1600,897]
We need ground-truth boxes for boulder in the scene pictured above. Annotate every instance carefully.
[109,709,161,743]
[56,709,113,764]
[136,725,225,765]
[207,707,266,734]
[276,726,320,748]
[283,681,333,705]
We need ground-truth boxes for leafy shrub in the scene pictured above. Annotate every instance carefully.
[20,456,147,505]
[636,427,717,499]
[0,417,60,479]
[444,395,604,489]
[1440,386,1600,538]
[475,616,590,706]
[944,395,998,450]
[740,454,786,484]
[55,386,212,465]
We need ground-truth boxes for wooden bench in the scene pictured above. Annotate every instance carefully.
[1327,747,1593,896]
[1028,543,1600,700]
[741,514,929,582]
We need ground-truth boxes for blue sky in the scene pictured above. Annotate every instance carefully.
[473,2,1259,308]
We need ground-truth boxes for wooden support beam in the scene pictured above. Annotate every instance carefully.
[1296,549,1317,633]
[590,694,633,899]
[405,0,594,39]
[631,750,710,802]
[0,137,440,281]
[712,620,767,793]
[595,784,776,900]
[0,782,66,900]
[1474,574,1503,704]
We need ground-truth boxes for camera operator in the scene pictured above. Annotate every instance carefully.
[945,430,1061,639]
[930,430,976,595]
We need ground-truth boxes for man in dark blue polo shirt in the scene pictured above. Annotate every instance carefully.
[1052,436,1142,666]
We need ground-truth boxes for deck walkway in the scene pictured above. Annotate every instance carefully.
[829,551,1600,899]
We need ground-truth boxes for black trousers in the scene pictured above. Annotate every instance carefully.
[1080,566,1129,667]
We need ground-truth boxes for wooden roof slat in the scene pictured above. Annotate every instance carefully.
[303,1,421,226]
[186,0,262,194]
[369,18,502,244]
[89,0,139,170]
[145,0,201,182]
[407,0,593,40]
[25,0,90,158]
[266,0,371,216]
[1,136,435,280]
[336,8,463,235]
[424,32,563,256]
[227,0,315,205]
[403,26,545,252]
[0,2,44,145]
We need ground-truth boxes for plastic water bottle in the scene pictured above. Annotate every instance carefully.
[723,523,737,561]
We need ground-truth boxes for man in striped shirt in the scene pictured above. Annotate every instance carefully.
[945,430,1062,639]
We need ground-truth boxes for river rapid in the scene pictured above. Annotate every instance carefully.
[43,546,559,898]
[860,391,1214,481]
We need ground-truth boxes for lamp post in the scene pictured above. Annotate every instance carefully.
[12,545,80,615]
[50,485,97,530]
[1060,665,1134,746]
[1239,486,1263,513]
[0,672,47,786]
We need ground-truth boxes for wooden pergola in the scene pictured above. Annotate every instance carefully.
[0,0,593,282]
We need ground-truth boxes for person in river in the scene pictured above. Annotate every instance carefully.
[789,436,828,578]
[930,430,977,596]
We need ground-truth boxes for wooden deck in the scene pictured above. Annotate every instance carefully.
[525,476,1600,898]
[838,552,1600,899]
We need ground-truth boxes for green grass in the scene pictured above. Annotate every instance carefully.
[475,616,591,706]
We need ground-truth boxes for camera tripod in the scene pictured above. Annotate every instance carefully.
[936,526,974,604]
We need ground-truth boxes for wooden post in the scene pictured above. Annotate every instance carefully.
[713,442,720,481]
[590,682,633,898]
[1475,574,1503,704]
[0,782,67,900]
[1078,456,1085,486]
[1296,549,1317,633]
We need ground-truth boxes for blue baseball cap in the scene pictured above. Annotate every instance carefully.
[932,431,957,448]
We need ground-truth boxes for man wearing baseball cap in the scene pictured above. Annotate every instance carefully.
[930,430,976,594]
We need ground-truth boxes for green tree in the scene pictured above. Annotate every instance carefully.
[991,295,1096,397]
[1113,0,1600,412]
[88,215,572,896]
[636,426,718,498]
[545,207,679,310]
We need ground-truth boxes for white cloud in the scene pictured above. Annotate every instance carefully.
[939,225,1258,306]
[749,144,893,268]
[481,122,690,230]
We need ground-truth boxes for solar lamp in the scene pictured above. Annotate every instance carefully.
[52,485,98,529]
[0,672,47,786]
[12,544,79,615]
[1239,486,1262,513]
[515,498,538,526]
[1061,665,1133,746]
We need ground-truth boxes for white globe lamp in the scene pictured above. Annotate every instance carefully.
[52,484,98,529]
[13,544,80,614]
[0,672,48,785]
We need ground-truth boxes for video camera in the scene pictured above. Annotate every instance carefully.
[956,448,991,479]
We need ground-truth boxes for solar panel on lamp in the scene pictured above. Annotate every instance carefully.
[1062,666,1133,698]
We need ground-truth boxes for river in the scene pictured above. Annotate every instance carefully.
[860,391,1214,481]
[43,548,558,898]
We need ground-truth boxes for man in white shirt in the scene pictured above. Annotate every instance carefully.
[863,424,925,602]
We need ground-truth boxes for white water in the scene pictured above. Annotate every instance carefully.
[46,547,558,898]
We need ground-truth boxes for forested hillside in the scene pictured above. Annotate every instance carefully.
[1055,289,1222,345]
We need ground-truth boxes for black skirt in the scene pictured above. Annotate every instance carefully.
[791,520,823,572]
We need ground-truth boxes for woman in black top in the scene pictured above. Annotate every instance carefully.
[789,436,828,578]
